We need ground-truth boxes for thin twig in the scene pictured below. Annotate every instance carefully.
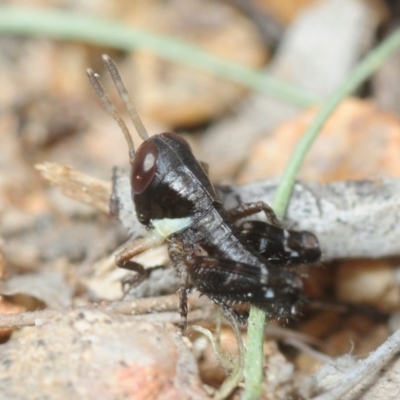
[0,293,209,329]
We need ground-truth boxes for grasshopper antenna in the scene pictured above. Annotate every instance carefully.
[102,54,149,143]
[86,55,150,164]
[86,67,136,163]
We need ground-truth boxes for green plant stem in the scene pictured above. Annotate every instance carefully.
[0,5,319,107]
[273,28,400,217]
[242,27,400,400]
[242,307,266,400]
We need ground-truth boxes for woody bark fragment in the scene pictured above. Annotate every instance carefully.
[37,162,400,260]
[36,162,111,214]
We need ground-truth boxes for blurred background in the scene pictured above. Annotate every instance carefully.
[1,0,400,398]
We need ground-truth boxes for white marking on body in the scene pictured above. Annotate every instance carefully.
[152,217,193,237]
[264,288,274,298]
[283,229,299,256]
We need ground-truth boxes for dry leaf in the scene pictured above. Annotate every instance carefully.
[239,99,400,183]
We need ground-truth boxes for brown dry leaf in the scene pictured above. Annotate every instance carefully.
[238,98,400,183]
[0,297,25,340]
[0,269,72,310]
[120,0,268,126]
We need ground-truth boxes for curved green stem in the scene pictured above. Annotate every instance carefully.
[0,5,318,107]
[243,27,400,400]
[273,28,400,216]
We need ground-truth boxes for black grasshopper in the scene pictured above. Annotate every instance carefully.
[87,55,321,330]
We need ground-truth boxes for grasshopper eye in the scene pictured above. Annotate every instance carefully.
[131,141,158,194]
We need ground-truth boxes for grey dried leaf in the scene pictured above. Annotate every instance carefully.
[311,328,400,400]
[38,162,400,260]
[222,178,400,260]
[113,169,400,260]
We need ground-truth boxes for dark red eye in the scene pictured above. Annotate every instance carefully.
[131,141,158,194]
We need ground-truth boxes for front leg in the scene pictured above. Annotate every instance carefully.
[115,232,165,294]
[120,261,150,294]
[227,201,280,226]
[115,233,165,269]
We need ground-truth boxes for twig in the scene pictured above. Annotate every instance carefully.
[0,293,208,329]
[36,162,111,214]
